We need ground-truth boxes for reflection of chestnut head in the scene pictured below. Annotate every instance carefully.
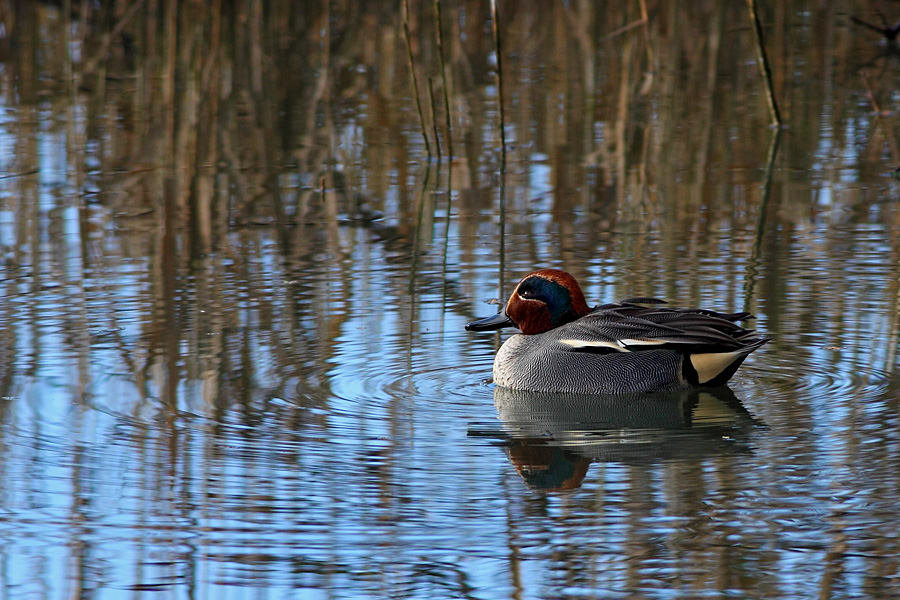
[505,442,590,492]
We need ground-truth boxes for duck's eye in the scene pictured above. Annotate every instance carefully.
[519,288,534,299]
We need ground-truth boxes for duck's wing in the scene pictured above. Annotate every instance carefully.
[554,304,769,385]
[559,303,768,354]
[597,299,754,323]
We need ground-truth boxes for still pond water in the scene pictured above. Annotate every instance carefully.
[1,1,900,598]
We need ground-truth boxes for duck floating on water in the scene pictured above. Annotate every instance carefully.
[466,269,768,394]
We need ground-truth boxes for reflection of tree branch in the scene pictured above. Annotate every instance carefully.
[0,169,38,180]
[851,15,900,41]
[603,19,646,40]
[861,70,884,114]
[860,70,900,164]
[81,0,147,76]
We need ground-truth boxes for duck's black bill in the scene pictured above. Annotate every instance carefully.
[465,310,517,332]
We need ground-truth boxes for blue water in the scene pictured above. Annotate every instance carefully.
[1,2,900,599]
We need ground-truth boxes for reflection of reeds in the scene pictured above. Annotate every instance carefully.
[434,0,454,160]
[747,0,782,126]
[80,0,147,76]
[428,77,442,162]
[403,0,432,158]
[861,71,900,165]
[639,0,655,76]
[744,129,781,312]
[491,0,507,298]
[490,0,507,158]
[410,163,433,286]
[2,8,900,591]
[2,2,896,411]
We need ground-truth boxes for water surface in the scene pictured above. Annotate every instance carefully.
[1,2,899,598]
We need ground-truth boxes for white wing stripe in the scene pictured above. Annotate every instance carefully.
[559,339,630,352]
[618,338,668,346]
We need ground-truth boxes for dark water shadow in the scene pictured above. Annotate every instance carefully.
[469,386,761,491]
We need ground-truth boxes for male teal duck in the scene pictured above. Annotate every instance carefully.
[466,269,768,394]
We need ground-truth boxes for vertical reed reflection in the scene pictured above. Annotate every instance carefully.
[745,129,782,313]
[491,0,507,302]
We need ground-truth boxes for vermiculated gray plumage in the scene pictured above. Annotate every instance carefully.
[492,300,768,394]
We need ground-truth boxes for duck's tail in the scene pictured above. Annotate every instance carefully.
[682,336,769,387]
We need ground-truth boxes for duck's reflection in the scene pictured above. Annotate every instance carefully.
[474,386,759,491]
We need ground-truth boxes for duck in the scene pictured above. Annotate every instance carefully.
[465,269,768,394]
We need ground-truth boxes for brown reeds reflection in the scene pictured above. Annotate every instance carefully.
[0,1,895,414]
[1,2,900,596]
